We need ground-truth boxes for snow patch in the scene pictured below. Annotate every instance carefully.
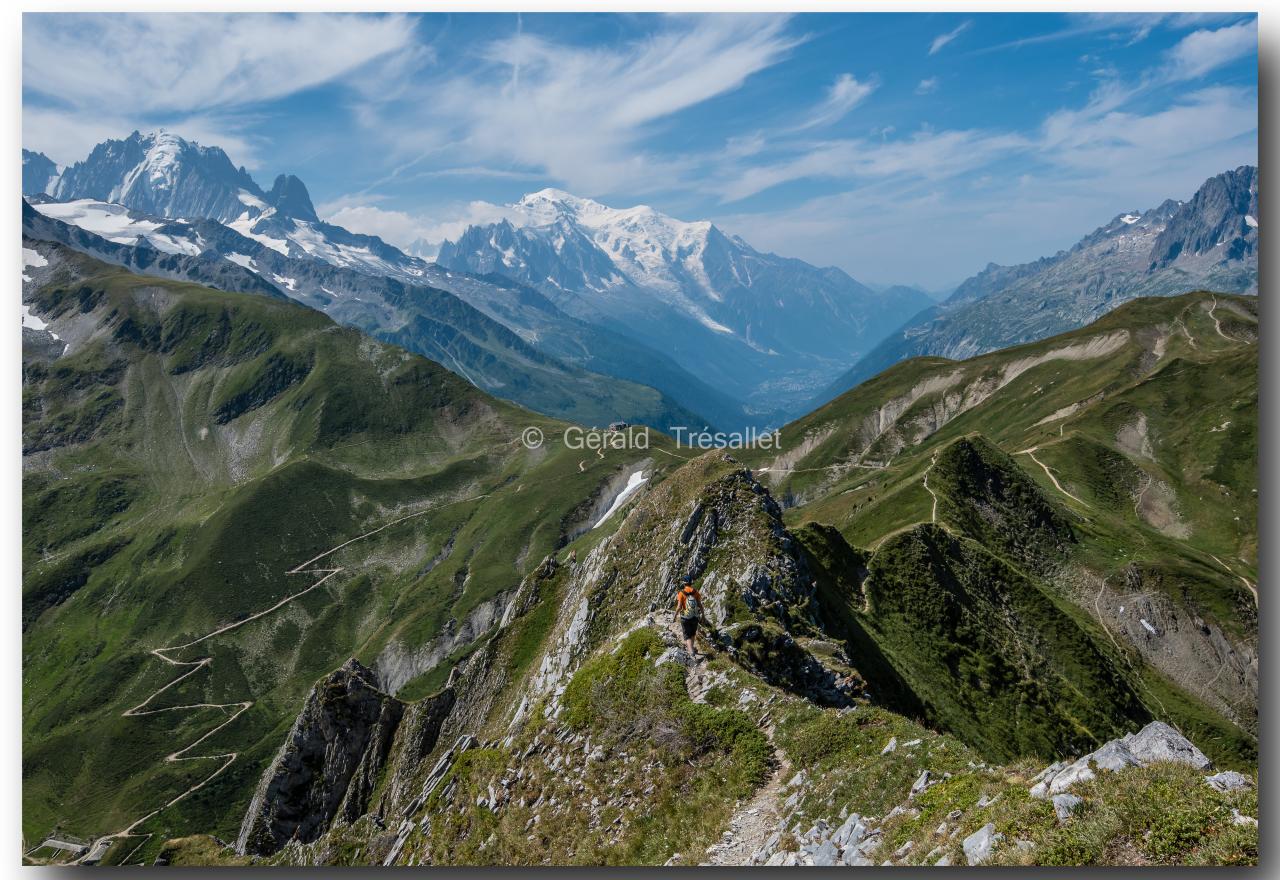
[594,471,648,528]
[1245,215,1258,229]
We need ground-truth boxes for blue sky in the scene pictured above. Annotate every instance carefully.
[23,12,1258,288]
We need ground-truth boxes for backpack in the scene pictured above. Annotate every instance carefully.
[681,590,703,620]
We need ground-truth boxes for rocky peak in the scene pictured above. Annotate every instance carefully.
[22,149,59,196]
[236,659,408,856]
[1149,165,1259,269]
[266,174,319,223]
[52,130,262,224]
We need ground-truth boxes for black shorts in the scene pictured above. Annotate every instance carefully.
[680,616,699,640]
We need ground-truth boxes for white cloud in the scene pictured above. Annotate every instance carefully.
[361,14,800,196]
[797,73,877,129]
[1164,19,1257,80]
[322,199,516,253]
[23,13,417,113]
[714,83,1255,287]
[916,77,940,95]
[929,21,971,55]
[22,105,261,168]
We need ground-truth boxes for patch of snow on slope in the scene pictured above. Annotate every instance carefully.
[1245,215,1258,228]
[22,305,52,334]
[225,253,256,270]
[227,214,290,255]
[594,470,648,528]
[22,247,48,283]
[32,199,200,255]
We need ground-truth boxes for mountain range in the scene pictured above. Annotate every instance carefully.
[438,189,933,411]
[20,129,1259,867]
[22,241,1256,863]
[817,166,1259,404]
[25,131,935,426]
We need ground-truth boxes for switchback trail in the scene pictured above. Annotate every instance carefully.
[80,492,490,864]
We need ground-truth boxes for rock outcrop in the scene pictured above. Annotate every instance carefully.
[1029,721,1210,798]
[236,660,406,856]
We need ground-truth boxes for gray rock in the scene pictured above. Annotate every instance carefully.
[963,823,1002,866]
[910,769,933,796]
[654,647,694,668]
[1052,793,1083,821]
[934,853,953,866]
[812,839,840,866]
[236,659,407,856]
[832,813,866,848]
[881,736,898,755]
[1206,770,1253,792]
[1040,721,1212,796]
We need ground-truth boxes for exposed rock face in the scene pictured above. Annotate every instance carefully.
[236,660,406,856]
[53,130,261,224]
[22,149,59,196]
[1029,721,1211,798]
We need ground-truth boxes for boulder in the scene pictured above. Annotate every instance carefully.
[1052,793,1083,821]
[1120,721,1211,769]
[1205,770,1252,792]
[1034,721,1214,797]
[811,839,839,866]
[963,823,1002,866]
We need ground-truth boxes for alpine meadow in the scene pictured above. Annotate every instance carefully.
[19,9,1260,869]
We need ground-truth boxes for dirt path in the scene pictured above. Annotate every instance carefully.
[923,452,940,523]
[1209,553,1258,607]
[704,747,791,866]
[685,662,791,867]
[77,492,489,864]
[1019,446,1088,507]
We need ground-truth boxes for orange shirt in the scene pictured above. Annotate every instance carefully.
[675,587,702,613]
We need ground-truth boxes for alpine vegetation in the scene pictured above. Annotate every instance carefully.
[21,9,1257,870]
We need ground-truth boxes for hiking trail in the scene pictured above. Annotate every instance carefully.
[77,492,489,864]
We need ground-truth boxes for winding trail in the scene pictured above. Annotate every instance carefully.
[1018,446,1088,507]
[922,452,940,523]
[77,492,489,864]
[1209,553,1258,607]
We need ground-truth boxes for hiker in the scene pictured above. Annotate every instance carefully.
[673,576,705,658]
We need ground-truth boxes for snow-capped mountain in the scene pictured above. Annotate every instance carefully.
[40,131,426,283]
[817,165,1259,405]
[22,193,747,431]
[51,130,261,223]
[438,189,931,409]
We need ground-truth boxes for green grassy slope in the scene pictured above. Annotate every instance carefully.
[740,292,1257,767]
[21,244,674,848]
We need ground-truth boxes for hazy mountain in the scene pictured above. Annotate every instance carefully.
[438,189,932,414]
[817,166,1259,405]
[22,199,708,433]
[22,150,58,196]
[26,133,748,430]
